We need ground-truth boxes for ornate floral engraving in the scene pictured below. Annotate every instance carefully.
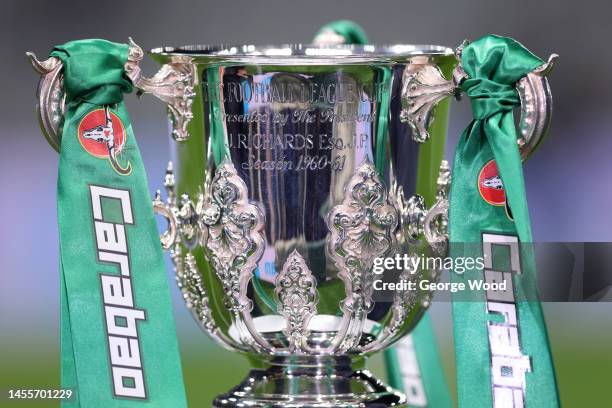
[400,63,460,143]
[153,163,249,352]
[275,250,318,352]
[152,162,202,250]
[423,160,451,257]
[392,160,451,257]
[202,162,265,314]
[171,247,247,351]
[327,161,398,352]
[387,264,420,332]
[124,38,196,141]
[360,256,420,353]
[360,162,452,353]
[174,250,216,334]
[393,182,426,242]
[153,163,217,338]
[152,190,177,250]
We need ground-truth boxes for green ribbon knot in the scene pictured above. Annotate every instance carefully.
[461,78,518,120]
[460,34,543,122]
[51,39,132,108]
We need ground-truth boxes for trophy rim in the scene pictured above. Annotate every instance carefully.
[149,43,454,63]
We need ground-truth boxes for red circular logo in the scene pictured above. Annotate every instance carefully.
[78,109,126,158]
[478,159,506,206]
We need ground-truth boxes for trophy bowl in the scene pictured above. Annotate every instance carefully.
[147,43,457,407]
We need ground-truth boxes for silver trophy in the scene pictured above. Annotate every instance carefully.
[29,38,554,407]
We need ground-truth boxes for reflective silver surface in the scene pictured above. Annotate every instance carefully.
[150,44,457,407]
[26,51,63,151]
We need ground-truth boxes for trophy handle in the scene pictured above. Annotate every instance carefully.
[26,52,64,152]
[401,42,558,161]
[26,38,196,151]
[396,160,451,257]
[123,38,196,142]
[152,184,178,252]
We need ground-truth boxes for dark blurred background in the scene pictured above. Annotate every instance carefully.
[1,0,611,406]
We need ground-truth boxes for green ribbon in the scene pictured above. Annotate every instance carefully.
[315,20,369,45]
[384,315,453,408]
[374,67,392,175]
[52,39,186,407]
[208,66,229,165]
[450,35,559,407]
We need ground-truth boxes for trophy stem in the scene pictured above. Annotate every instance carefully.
[213,355,406,407]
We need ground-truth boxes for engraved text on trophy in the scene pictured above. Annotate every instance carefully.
[202,72,389,173]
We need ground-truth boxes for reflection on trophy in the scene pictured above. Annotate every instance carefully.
[29,35,554,406]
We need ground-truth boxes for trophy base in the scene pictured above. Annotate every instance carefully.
[212,356,406,407]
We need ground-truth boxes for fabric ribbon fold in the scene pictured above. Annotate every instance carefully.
[450,35,559,408]
[52,39,186,407]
